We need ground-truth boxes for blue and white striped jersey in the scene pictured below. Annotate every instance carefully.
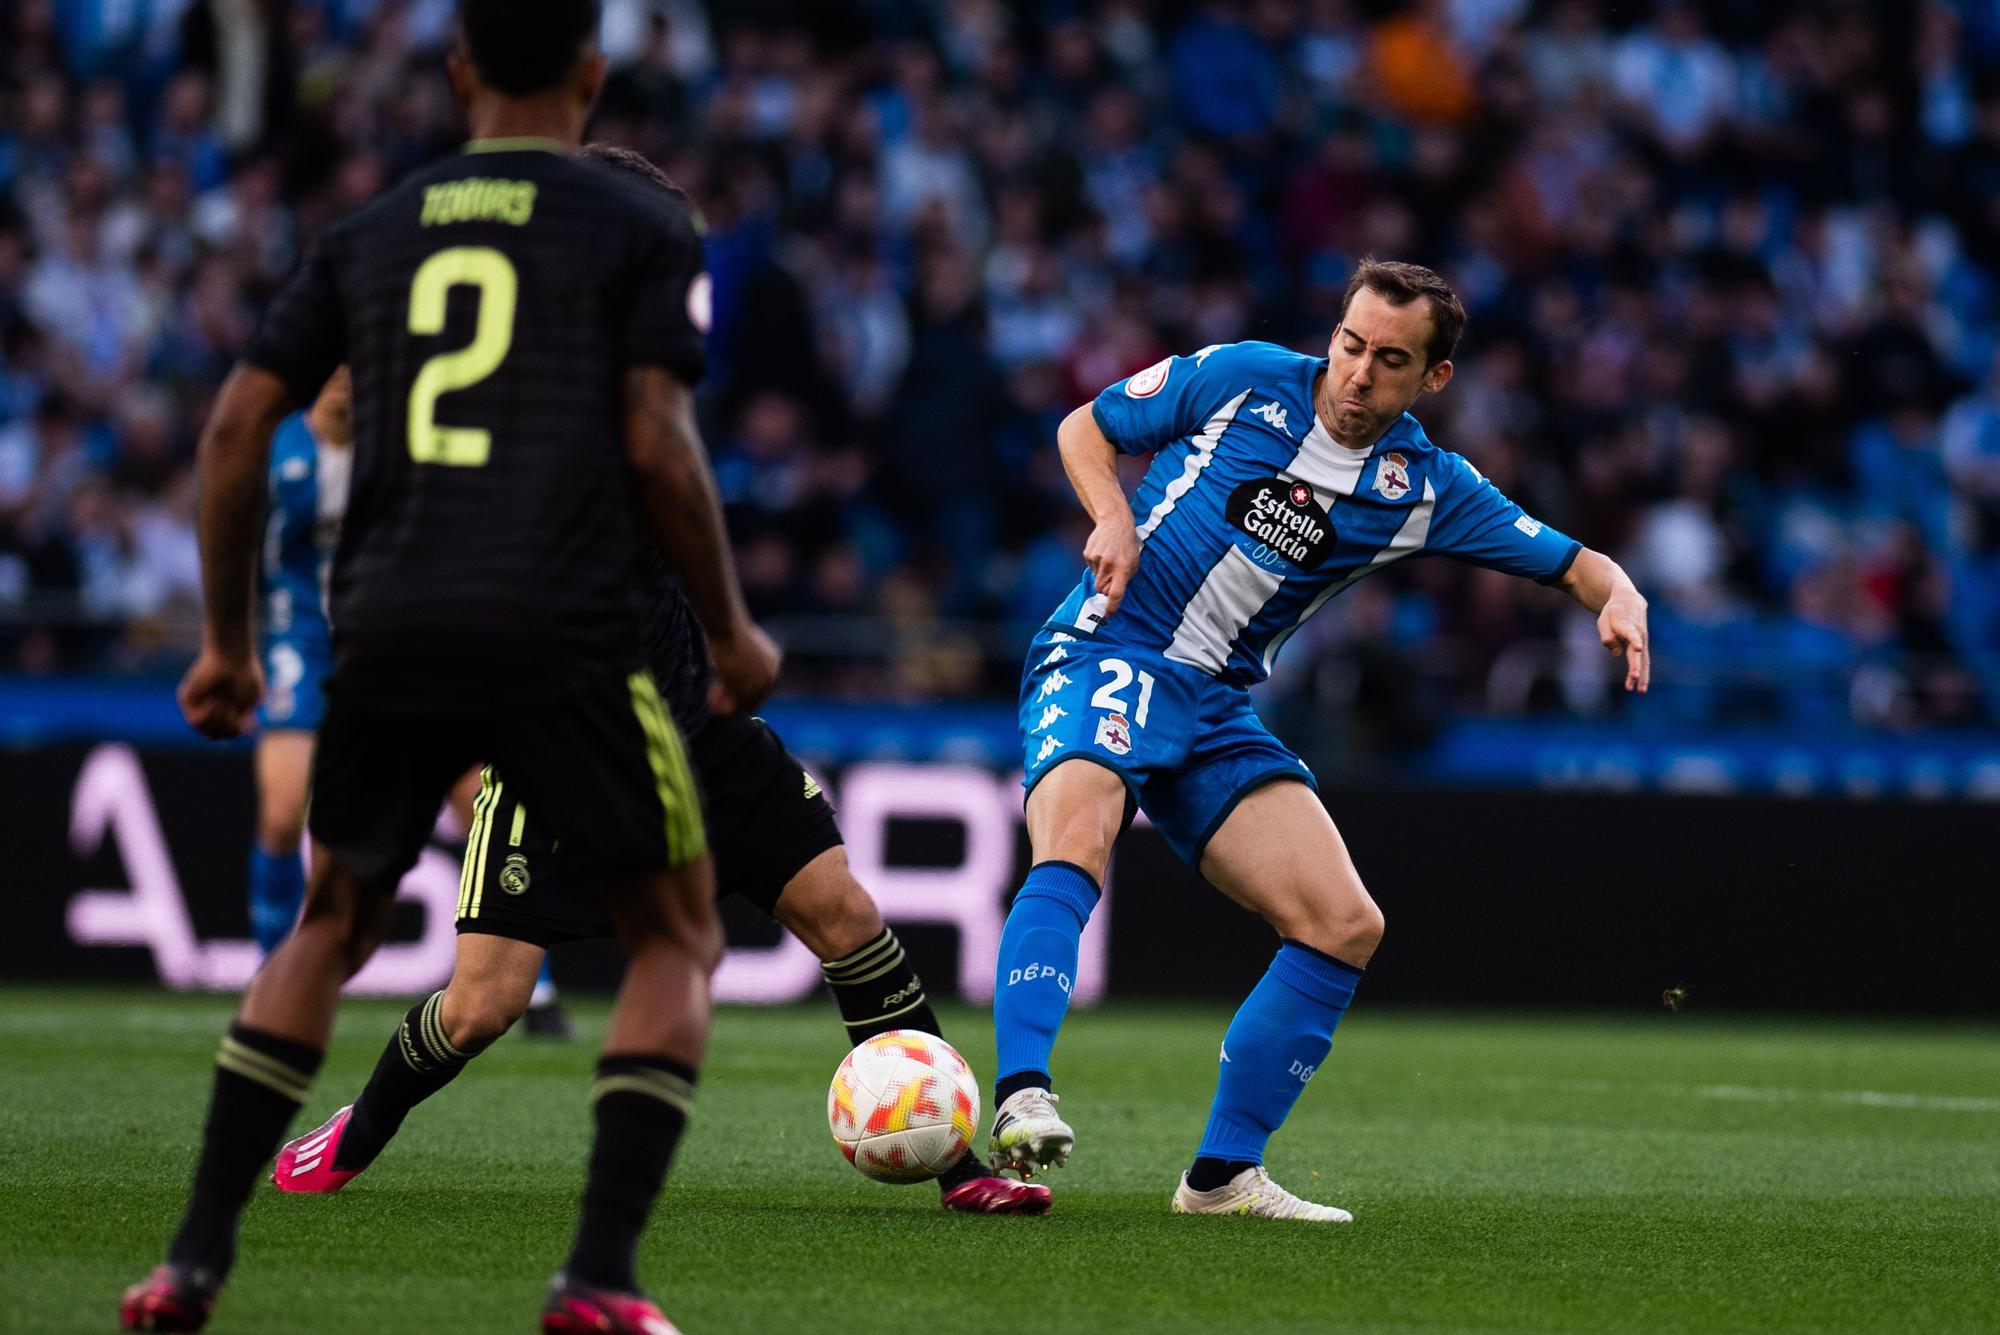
[259,411,348,650]
[1047,340,1581,686]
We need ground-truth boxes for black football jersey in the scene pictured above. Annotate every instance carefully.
[637,551,712,736]
[244,138,708,707]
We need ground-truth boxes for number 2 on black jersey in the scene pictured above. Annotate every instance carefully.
[406,246,517,466]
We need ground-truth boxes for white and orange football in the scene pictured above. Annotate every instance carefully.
[827,1030,981,1183]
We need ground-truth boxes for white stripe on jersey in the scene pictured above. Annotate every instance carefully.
[1138,389,1252,541]
[1166,546,1285,672]
[1080,389,1252,629]
[1282,415,1372,500]
[1259,477,1437,673]
[1163,414,1371,673]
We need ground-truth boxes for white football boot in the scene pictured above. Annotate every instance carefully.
[1170,1166,1353,1221]
[987,1087,1074,1179]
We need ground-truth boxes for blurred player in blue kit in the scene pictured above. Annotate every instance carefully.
[247,370,348,954]
[989,260,1652,1219]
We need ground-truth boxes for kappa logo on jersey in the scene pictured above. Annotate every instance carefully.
[1035,735,1064,764]
[1225,478,1336,571]
[1094,712,1133,756]
[1125,357,1172,398]
[1515,514,1544,537]
[1373,451,1412,500]
[1034,703,1068,733]
[1250,400,1291,436]
[1193,344,1222,364]
[1037,668,1072,700]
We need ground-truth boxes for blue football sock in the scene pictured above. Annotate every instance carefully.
[1193,939,1362,1168]
[992,861,1099,1101]
[246,845,305,955]
[532,958,558,1007]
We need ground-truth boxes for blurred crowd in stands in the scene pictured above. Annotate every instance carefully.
[5,0,2000,738]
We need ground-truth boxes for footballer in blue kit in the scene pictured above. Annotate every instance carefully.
[990,261,1653,1219]
[245,374,351,953]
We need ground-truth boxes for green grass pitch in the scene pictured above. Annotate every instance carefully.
[3,988,1998,1334]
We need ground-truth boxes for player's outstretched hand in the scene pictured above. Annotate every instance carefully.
[178,648,264,739]
[1085,519,1141,620]
[1598,593,1650,693]
[708,619,782,716]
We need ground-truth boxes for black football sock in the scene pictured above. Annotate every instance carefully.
[565,1055,696,1293]
[820,928,941,1044]
[1186,1156,1260,1192]
[937,1149,991,1190]
[336,991,472,1171]
[994,1069,1053,1106]
[166,1024,323,1280]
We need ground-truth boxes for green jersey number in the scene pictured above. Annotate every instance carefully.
[405,246,517,466]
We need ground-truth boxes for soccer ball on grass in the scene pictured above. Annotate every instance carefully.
[827,1030,980,1183]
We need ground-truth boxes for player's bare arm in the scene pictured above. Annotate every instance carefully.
[178,364,297,740]
[1057,403,1140,619]
[1558,548,1651,693]
[622,364,780,713]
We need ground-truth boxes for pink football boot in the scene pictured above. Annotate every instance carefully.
[940,1174,1053,1214]
[118,1265,215,1332]
[541,1274,683,1335]
[271,1106,366,1193]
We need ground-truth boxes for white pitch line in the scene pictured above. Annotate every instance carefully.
[1688,1084,2000,1114]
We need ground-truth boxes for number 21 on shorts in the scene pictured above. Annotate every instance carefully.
[1091,658,1154,726]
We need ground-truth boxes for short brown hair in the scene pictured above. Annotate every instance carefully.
[576,142,689,205]
[1341,258,1465,366]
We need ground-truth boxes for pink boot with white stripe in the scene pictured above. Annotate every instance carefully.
[271,1105,366,1193]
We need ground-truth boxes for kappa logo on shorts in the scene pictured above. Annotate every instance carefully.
[1037,669,1073,701]
[1040,645,1070,668]
[1035,735,1065,764]
[1094,712,1133,756]
[1034,703,1068,733]
[500,853,532,896]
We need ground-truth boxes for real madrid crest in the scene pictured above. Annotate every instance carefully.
[501,853,532,895]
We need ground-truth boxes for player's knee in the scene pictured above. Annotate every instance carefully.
[442,993,522,1052]
[255,810,306,856]
[294,872,397,976]
[1280,892,1384,968]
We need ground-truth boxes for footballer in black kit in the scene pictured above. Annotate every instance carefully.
[125,6,781,1333]
[265,144,1051,1227]
[251,141,718,890]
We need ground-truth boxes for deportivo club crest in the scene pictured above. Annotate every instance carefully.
[501,854,532,896]
[1094,712,1133,756]
[1373,451,1412,500]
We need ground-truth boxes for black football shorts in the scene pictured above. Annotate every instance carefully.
[308,669,704,893]
[456,711,840,946]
